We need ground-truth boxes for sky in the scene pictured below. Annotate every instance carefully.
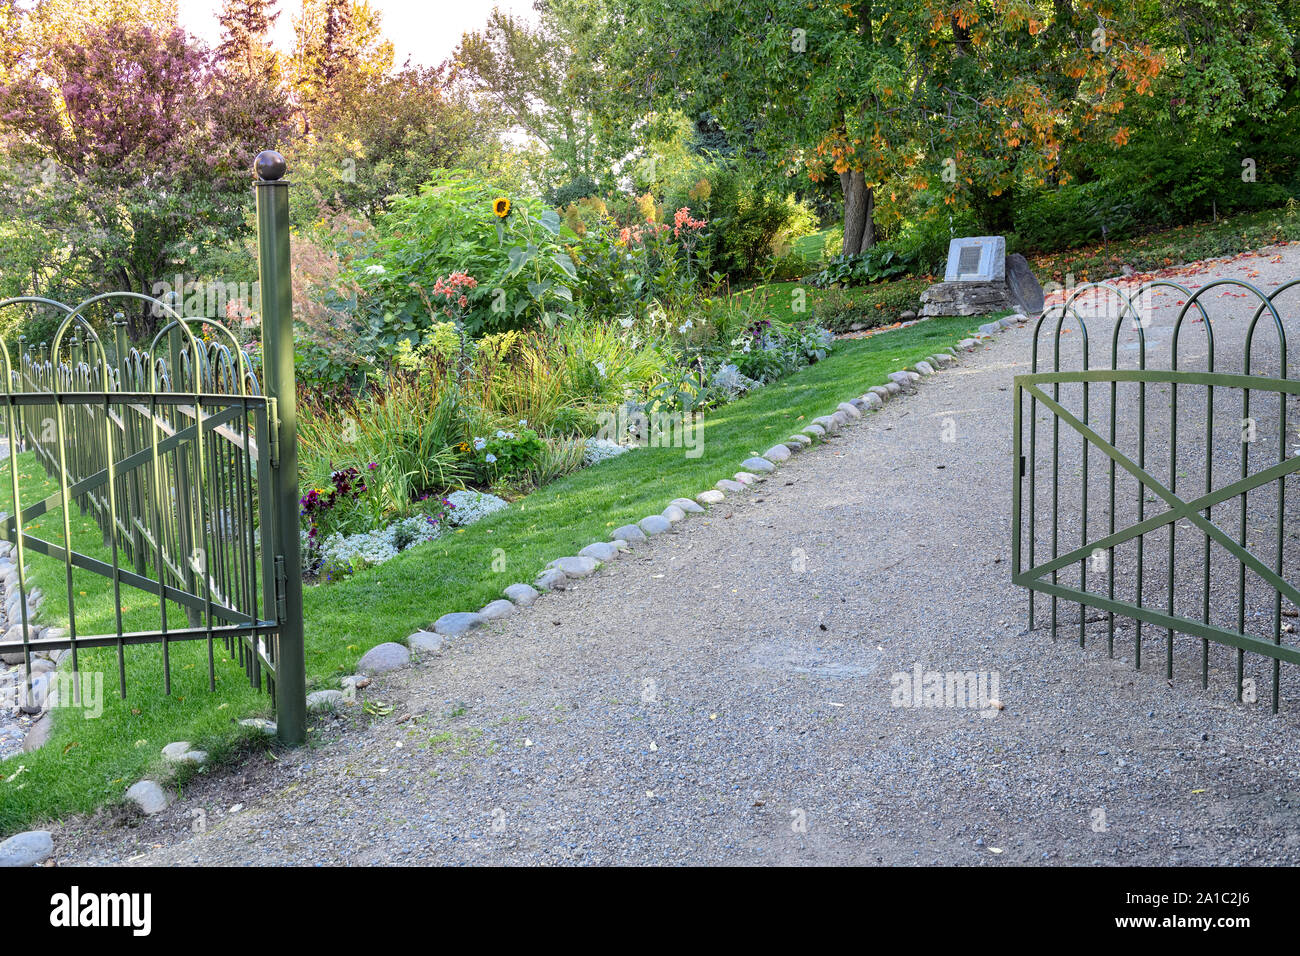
[177,0,539,69]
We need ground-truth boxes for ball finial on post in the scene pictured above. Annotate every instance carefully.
[254,150,287,182]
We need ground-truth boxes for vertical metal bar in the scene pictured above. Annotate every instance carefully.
[255,150,306,745]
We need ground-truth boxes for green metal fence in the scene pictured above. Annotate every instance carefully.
[0,150,306,743]
[1013,278,1300,712]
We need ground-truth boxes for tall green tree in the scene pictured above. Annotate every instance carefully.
[452,0,633,193]
[609,0,1166,254]
[291,0,392,133]
[216,0,280,80]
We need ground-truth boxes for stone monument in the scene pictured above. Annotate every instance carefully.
[920,236,1044,317]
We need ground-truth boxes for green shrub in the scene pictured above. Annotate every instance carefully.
[350,170,579,343]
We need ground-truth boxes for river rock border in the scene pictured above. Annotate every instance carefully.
[0,541,60,759]
[335,313,1031,693]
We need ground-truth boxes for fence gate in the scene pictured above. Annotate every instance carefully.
[1012,278,1300,713]
[0,151,306,743]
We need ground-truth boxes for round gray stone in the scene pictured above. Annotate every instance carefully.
[162,741,206,765]
[802,424,826,439]
[504,583,540,606]
[638,515,672,536]
[534,568,568,591]
[763,444,791,462]
[479,599,516,620]
[356,641,411,673]
[548,555,600,577]
[733,472,759,486]
[579,541,621,561]
[696,490,725,506]
[0,830,53,867]
[914,360,935,376]
[716,479,746,493]
[125,780,169,815]
[836,402,862,419]
[307,689,345,713]
[661,504,687,523]
[238,717,276,736]
[612,524,648,545]
[863,392,883,410]
[21,712,51,752]
[669,497,705,514]
[408,630,447,655]
[741,457,777,474]
[432,612,485,637]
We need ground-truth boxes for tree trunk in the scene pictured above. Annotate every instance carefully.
[840,170,874,256]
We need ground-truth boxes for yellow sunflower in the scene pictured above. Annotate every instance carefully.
[493,196,512,218]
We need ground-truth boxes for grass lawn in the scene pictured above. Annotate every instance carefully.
[792,228,837,264]
[0,312,982,835]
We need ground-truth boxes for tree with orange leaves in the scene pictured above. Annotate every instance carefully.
[611,1,1167,255]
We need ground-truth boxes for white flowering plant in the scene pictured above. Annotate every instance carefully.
[445,489,509,526]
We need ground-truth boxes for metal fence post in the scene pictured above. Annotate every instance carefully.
[254,150,306,745]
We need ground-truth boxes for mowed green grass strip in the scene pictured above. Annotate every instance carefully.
[0,313,977,834]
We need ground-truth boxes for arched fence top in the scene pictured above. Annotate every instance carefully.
[0,292,261,397]
[1030,277,1298,378]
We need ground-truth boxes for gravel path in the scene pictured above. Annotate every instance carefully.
[54,247,1300,866]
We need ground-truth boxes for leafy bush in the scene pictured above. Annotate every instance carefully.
[811,245,915,287]
[350,170,579,344]
[812,280,926,333]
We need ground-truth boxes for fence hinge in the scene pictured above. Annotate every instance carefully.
[1019,455,1027,478]
[274,555,287,621]
[268,396,280,467]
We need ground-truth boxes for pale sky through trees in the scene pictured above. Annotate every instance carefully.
[177,0,538,69]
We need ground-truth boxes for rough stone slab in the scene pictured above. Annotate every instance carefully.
[612,524,648,545]
[357,641,412,674]
[863,392,883,410]
[661,504,687,523]
[884,382,902,395]
[931,353,956,367]
[125,780,169,815]
[549,555,600,576]
[716,479,746,493]
[763,444,791,463]
[480,599,517,620]
[869,386,891,401]
[696,490,725,506]
[638,515,672,536]
[534,568,568,591]
[0,830,53,867]
[836,402,862,420]
[957,338,978,350]
[433,613,484,638]
[307,689,345,713]
[579,541,622,561]
[978,322,1002,336]
[504,583,540,606]
[914,361,935,376]
[848,397,868,410]
[802,424,826,439]
[670,497,705,514]
[812,415,839,433]
[408,630,447,655]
